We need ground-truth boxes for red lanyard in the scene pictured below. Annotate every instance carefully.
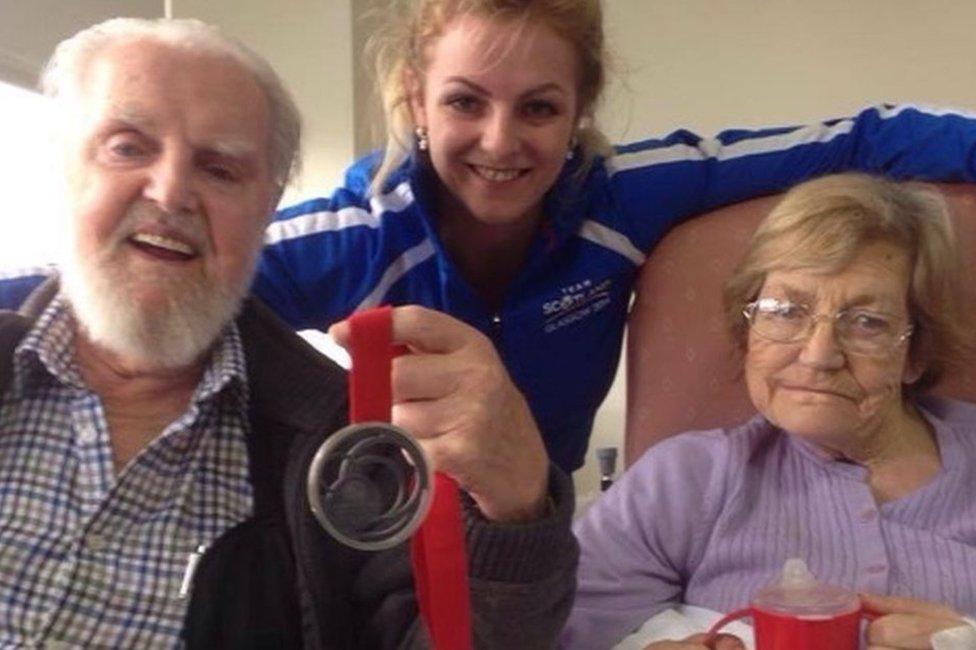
[348,307,472,650]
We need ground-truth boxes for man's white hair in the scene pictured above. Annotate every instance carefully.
[40,17,301,191]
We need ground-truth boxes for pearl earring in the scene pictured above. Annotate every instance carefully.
[566,134,579,161]
[415,126,429,152]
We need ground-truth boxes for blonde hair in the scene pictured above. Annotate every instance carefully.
[723,173,974,393]
[41,17,301,192]
[366,0,612,195]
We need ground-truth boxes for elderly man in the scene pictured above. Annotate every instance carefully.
[0,18,576,648]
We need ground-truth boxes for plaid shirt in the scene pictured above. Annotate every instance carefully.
[0,298,254,648]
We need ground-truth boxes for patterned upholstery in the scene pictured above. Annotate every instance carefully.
[625,184,976,466]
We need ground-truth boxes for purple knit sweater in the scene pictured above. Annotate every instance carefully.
[562,396,976,649]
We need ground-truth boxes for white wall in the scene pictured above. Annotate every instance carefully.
[578,0,976,504]
[173,0,356,204]
[0,0,160,89]
[599,0,976,141]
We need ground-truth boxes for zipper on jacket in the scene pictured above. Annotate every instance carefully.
[489,313,502,342]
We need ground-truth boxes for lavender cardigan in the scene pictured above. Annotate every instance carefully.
[562,397,976,649]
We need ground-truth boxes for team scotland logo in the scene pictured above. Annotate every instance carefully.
[542,278,612,333]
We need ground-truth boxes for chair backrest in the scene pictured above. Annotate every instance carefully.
[625,184,976,466]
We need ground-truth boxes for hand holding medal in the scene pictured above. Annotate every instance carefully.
[309,305,550,649]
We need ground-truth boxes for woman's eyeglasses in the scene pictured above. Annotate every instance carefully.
[743,297,913,356]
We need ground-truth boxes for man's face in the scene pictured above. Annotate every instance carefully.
[61,39,276,368]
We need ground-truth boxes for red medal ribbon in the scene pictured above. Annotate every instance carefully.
[348,307,472,650]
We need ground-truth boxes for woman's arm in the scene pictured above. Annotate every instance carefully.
[560,431,734,649]
[608,104,976,252]
[252,155,423,331]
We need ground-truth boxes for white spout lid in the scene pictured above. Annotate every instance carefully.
[752,558,860,618]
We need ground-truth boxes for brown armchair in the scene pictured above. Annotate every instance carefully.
[624,184,976,466]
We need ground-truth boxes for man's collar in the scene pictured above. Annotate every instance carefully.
[3,275,348,436]
[8,276,248,407]
[13,295,85,395]
[193,322,248,410]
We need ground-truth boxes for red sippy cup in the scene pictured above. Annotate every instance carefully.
[707,558,875,650]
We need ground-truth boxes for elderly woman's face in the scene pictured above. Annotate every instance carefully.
[744,241,919,452]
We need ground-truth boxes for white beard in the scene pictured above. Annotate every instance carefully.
[61,203,258,370]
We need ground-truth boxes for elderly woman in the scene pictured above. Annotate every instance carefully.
[561,173,976,650]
